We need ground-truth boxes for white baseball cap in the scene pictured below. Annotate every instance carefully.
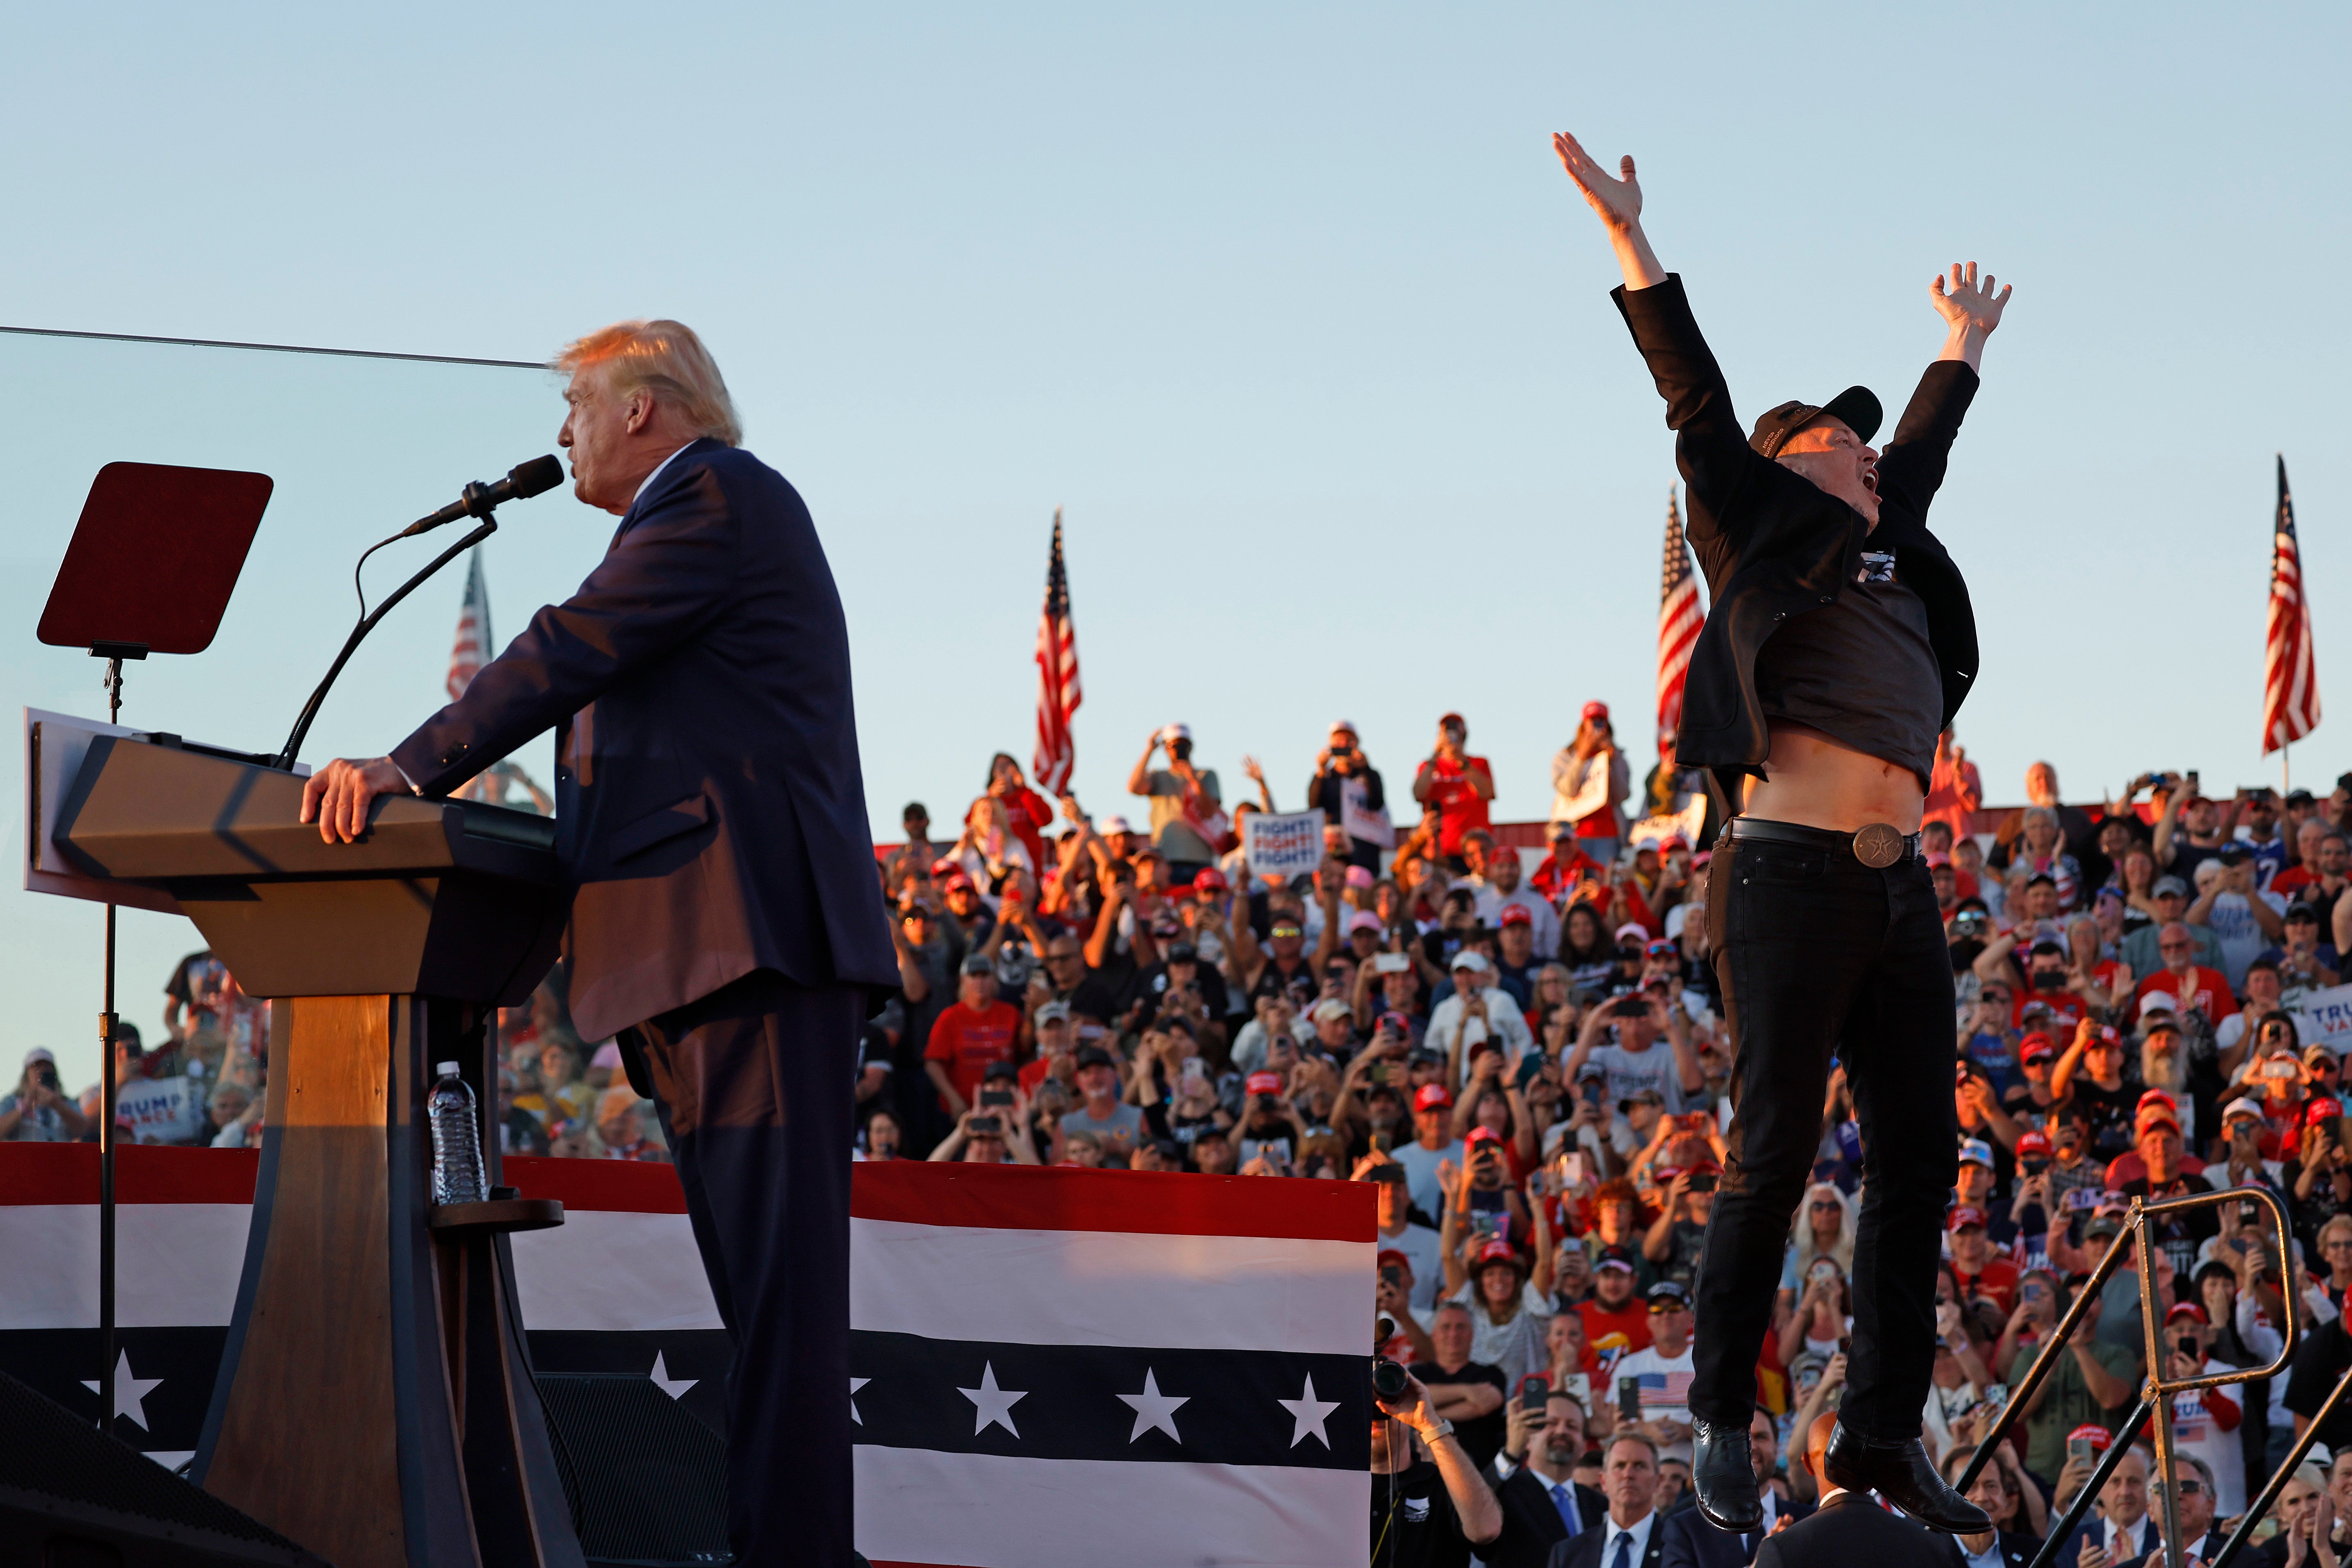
[1100,814,1135,835]
[1330,719,1359,738]
[1450,951,1491,973]
[1161,723,1193,743]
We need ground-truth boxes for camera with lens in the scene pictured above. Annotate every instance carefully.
[1371,1356,1411,1403]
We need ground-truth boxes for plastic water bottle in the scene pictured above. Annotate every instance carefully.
[427,1061,486,1206]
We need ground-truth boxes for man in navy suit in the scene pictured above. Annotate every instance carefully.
[302,318,898,1568]
[1663,1412,1809,1568]
[1551,1433,1671,1568]
[2049,1448,2161,1568]
[1485,1390,1608,1567]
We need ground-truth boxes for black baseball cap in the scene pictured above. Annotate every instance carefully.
[1646,1280,1691,1307]
[960,953,995,976]
[1075,1045,1116,1071]
[982,1059,1019,1082]
[1749,386,1884,460]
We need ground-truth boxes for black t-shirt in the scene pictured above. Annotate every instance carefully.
[1752,559,1941,791]
[2120,1175,2220,1274]
[2287,1318,2352,1454]
[1373,1459,1475,1568]
[1132,961,1230,1027]
[164,949,215,1007]
[1409,1359,1509,1472]
[1249,954,1317,1010]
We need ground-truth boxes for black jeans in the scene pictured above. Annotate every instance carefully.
[636,969,862,1568]
[1689,822,1958,1440]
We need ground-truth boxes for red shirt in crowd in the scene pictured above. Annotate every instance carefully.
[2011,988,2088,1033]
[1531,847,1607,908]
[986,786,1055,880]
[925,1000,1021,1106]
[1954,1256,2021,1315]
[2134,967,2238,1024]
[1423,756,1494,855]
[1578,1296,1652,1362]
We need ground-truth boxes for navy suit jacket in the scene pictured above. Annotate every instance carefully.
[1750,1492,1939,1568]
[2052,1513,2159,1568]
[391,438,898,1039]
[1660,1496,1814,1568]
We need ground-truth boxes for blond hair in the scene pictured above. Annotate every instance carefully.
[553,319,742,447]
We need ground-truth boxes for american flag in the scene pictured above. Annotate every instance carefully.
[2263,455,2321,754]
[1655,487,1704,752]
[1032,510,1082,794]
[1633,1370,1693,1410]
[447,545,493,700]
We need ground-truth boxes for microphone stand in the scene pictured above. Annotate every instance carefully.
[274,516,498,771]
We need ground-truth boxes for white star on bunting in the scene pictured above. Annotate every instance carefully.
[958,1361,1028,1438]
[82,1349,164,1432]
[1116,1368,1190,1443]
[851,1377,870,1426]
[1277,1371,1340,1449]
[649,1351,696,1400]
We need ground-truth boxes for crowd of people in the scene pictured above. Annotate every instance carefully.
[24,711,2352,1561]
[856,717,2352,1564]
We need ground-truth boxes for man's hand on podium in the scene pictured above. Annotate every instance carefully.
[300,756,408,843]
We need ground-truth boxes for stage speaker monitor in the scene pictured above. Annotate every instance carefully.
[537,1373,730,1568]
[0,1366,327,1568]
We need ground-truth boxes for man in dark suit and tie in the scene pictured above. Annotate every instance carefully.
[1550,1433,1671,1568]
[301,318,898,1568]
[2048,1448,2161,1568]
[1486,1390,1607,1567]
[1753,1413,1941,1568]
[1664,1412,1810,1568]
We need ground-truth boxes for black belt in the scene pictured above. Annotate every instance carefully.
[1725,816,1921,868]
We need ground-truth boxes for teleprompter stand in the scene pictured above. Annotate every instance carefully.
[35,460,273,1442]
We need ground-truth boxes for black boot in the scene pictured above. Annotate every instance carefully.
[1690,1416,1762,1532]
[1822,1421,1991,1534]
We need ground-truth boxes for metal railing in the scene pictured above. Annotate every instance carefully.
[1954,1183,2315,1568]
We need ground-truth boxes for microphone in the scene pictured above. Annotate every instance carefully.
[399,454,565,537]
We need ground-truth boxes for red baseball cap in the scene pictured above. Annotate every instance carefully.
[1191,867,1229,895]
[2015,1130,2052,1158]
[1948,1206,1988,1233]
[2166,1301,2206,1325]
[2019,1033,2055,1065]
[1499,905,1533,928]
[1475,1238,1524,1269]
[1414,1084,1453,1113]
[2138,1089,2178,1113]
[1464,1126,1504,1150]
[1581,701,1609,722]
[1376,1248,1411,1271]
[2066,1424,2112,1454]
[2308,1096,2345,1127]
[1245,1071,1284,1096]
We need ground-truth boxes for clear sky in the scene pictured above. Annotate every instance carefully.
[5,3,2349,1087]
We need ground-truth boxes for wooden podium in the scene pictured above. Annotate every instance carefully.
[43,727,583,1568]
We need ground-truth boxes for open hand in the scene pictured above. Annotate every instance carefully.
[1552,132,1643,232]
[1931,261,2011,336]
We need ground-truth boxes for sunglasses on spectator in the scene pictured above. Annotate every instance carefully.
[1647,1301,1689,1315]
[2327,1240,2352,1252]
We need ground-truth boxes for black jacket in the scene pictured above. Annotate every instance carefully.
[1611,277,1981,798]
[1750,1491,1941,1568]
[1482,1461,1606,1568]
[392,438,898,1039]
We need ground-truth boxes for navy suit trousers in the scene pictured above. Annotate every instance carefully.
[637,970,862,1568]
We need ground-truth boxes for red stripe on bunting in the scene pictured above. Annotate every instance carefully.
[850,1160,1375,1242]
[0,1143,257,1204]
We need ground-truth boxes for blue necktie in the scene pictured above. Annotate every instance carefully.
[1550,1482,1580,1537]
[1611,1528,1634,1568]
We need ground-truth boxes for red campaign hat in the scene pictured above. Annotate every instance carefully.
[2015,1130,2052,1158]
[1245,1071,1284,1096]
[1947,1206,1989,1232]
[1376,1248,1411,1270]
[2166,1301,2207,1325]
[1581,701,1610,722]
[2138,1089,2178,1112]
[1191,868,1229,894]
[2066,1424,2113,1453]
[2308,1097,2345,1127]
[1464,1125,1504,1149]
[1475,1238,1524,1269]
[943,872,975,893]
[929,857,961,877]
[1499,905,1533,927]
[1413,1084,1453,1112]
[2019,1033,2055,1064]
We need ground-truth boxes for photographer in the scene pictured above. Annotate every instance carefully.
[925,1098,1041,1165]
[1307,720,1388,873]
[1370,1366,1504,1567]
[0,1048,89,1142]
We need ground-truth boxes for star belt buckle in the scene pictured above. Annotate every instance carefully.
[1851,823,1906,867]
